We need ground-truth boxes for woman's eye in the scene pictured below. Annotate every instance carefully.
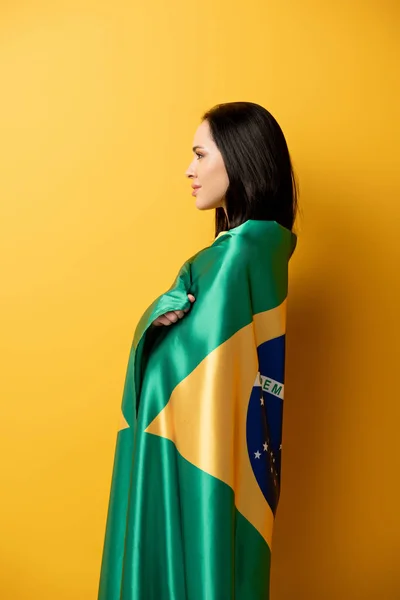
[195,153,203,160]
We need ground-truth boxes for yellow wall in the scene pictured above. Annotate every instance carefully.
[1,1,399,598]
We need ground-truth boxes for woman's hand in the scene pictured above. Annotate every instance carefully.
[152,294,196,327]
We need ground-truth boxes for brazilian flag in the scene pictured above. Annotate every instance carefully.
[98,218,297,599]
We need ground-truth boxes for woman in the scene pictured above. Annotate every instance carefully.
[98,101,298,600]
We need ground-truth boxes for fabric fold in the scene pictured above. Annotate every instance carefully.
[98,219,297,600]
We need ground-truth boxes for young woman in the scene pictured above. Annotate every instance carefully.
[153,102,297,328]
[98,101,298,600]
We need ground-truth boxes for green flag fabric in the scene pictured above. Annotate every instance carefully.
[98,218,297,600]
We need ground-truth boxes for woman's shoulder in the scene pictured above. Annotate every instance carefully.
[177,219,296,287]
[211,219,297,262]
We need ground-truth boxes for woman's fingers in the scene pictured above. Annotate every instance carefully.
[164,311,178,323]
[152,294,196,326]
[184,294,196,312]
[152,315,172,326]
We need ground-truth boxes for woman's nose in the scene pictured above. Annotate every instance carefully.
[185,164,195,178]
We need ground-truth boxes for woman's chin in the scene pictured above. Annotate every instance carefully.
[195,198,207,210]
[195,197,214,211]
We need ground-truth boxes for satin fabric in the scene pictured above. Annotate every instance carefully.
[98,219,297,600]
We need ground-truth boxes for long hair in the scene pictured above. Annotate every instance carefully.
[200,102,299,238]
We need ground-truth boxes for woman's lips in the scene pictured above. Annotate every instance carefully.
[192,187,201,196]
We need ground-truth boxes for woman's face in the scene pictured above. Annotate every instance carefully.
[185,120,229,212]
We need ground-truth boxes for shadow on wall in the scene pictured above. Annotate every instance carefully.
[270,198,397,599]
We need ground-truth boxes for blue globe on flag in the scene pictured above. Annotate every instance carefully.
[246,334,286,515]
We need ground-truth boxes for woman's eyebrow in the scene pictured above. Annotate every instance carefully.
[192,145,205,152]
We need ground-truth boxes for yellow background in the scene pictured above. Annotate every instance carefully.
[1,1,399,598]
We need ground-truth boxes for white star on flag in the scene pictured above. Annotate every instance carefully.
[254,451,261,459]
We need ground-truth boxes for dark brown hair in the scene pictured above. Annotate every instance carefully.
[200,102,299,237]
